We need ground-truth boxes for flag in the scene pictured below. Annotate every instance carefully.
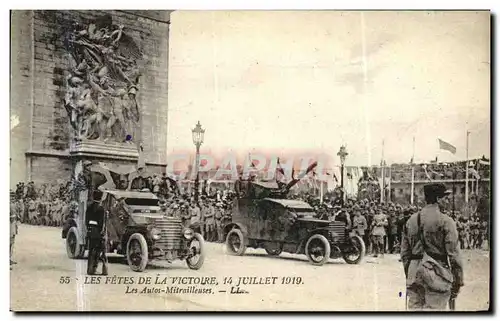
[438,139,456,154]
[276,158,285,174]
[422,164,433,181]
[479,159,490,166]
[276,158,286,183]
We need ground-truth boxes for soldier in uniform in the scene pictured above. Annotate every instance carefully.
[10,192,20,268]
[370,210,388,257]
[205,201,216,242]
[388,209,399,254]
[215,202,224,243]
[81,160,94,198]
[179,201,191,226]
[189,202,202,234]
[470,217,480,249]
[456,217,467,250]
[15,198,24,225]
[85,189,108,275]
[27,198,38,225]
[365,209,375,254]
[352,205,367,238]
[334,207,351,229]
[481,219,489,250]
[401,183,464,310]
[198,197,207,239]
[26,181,37,200]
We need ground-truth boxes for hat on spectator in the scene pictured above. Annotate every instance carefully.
[424,183,451,199]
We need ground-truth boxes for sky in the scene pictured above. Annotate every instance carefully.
[166,11,490,167]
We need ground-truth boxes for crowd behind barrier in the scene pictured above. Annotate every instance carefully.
[10,179,490,252]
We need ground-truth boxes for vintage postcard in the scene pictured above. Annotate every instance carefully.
[9,10,490,312]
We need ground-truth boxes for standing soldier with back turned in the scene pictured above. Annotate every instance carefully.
[401,183,464,310]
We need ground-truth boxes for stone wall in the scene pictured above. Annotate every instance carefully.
[10,10,171,188]
[10,10,34,186]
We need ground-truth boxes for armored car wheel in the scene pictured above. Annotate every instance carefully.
[305,234,331,266]
[343,235,366,264]
[186,233,205,270]
[66,227,84,259]
[127,233,149,272]
[226,228,247,256]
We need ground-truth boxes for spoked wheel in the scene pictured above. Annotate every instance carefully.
[226,229,247,256]
[186,233,206,270]
[264,242,283,256]
[126,233,149,272]
[305,234,331,266]
[343,235,366,264]
[66,227,84,259]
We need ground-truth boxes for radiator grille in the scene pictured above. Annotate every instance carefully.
[328,221,346,241]
[154,217,183,250]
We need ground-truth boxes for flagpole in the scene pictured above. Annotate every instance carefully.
[380,139,385,204]
[465,131,470,204]
[412,137,415,163]
[410,166,415,205]
[410,137,415,205]
[320,180,324,204]
[360,12,372,166]
[388,164,392,202]
[476,159,480,195]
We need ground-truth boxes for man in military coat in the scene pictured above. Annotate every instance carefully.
[370,210,388,258]
[352,205,367,238]
[85,189,108,275]
[401,183,464,310]
[10,192,20,268]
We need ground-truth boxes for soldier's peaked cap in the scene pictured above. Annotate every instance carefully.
[424,183,451,198]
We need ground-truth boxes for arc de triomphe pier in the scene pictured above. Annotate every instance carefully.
[10,10,171,188]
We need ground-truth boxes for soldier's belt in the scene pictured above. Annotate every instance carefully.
[410,253,449,265]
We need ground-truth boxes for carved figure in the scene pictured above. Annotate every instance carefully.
[64,19,143,143]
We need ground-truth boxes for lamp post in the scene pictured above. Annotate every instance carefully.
[337,145,348,205]
[191,121,205,201]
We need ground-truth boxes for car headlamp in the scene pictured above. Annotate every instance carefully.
[183,228,194,240]
[150,227,161,240]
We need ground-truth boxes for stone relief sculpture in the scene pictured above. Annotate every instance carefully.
[64,19,143,143]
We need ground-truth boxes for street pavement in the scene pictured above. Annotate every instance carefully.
[10,224,490,311]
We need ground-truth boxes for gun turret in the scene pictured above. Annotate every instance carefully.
[283,161,318,193]
[264,161,318,198]
[242,161,318,200]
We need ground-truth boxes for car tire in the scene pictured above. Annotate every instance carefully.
[343,235,366,264]
[226,228,247,256]
[186,233,205,270]
[66,227,84,259]
[305,234,331,266]
[126,233,149,272]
